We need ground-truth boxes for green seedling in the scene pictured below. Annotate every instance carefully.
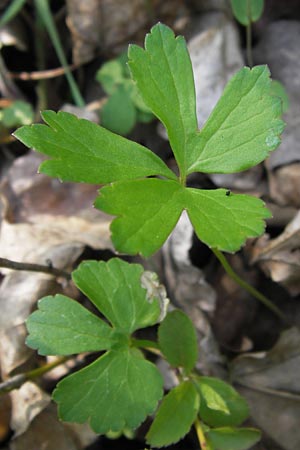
[230,0,289,111]
[96,52,154,135]
[15,23,284,258]
[15,22,286,448]
[26,258,261,449]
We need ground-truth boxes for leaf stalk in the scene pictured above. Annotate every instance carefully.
[211,248,290,324]
[194,418,212,450]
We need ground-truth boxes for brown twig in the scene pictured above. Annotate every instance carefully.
[0,257,71,280]
[9,64,78,81]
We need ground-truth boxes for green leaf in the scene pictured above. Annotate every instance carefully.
[97,181,270,256]
[196,377,249,427]
[185,188,271,252]
[158,310,198,372]
[146,381,200,447]
[1,100,34,127]
[26,295,113,355]
[100,86,137,135]
[128,23,198,175]
[95,179,185,257]
[72,258,161,333]
[13,110,176,184]
[187,66,285,174]
[271,80,289,113]
[230,0,264,25]
[206,427,261,450]
[96,59,125,95]
[53,348,163,433]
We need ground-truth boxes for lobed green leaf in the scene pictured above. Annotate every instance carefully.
[26,295,113,355]
[53,348,163,433]
[128,23,198,175]
[206,427,261,450]
[158,310,198,372]
[146,381,200,447]
[72,258,161,333]
[196,377,249,427]
[14,110,176,184]
[95,179,185,257]
[187,66,285,175]
[185,188,271,252]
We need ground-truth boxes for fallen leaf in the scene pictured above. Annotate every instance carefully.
[10,382,51,437]
[231,327,300,450]
[251,211,300,295]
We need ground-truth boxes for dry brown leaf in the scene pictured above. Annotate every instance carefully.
[10,382,51,437]
[66,0,187,63]
[269,163,300,208]
[10,403,85,450]
[231,327,300,450]
[251,211,300,296]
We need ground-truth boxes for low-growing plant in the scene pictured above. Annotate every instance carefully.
[96,52,154,135]
[14,23,285,449]
[230,0,289,112]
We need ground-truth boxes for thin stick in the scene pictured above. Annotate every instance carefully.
[211,248,289,324]
[0,356,69,395]
[0,257,71,280]
[9,64,78,81]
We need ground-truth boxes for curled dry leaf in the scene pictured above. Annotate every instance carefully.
[269,162,300,208]
[251,211,300,295]
[10,382,51,437]
[231,327,300,450]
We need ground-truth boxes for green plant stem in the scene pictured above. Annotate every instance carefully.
[0,356,69,395]
[131,338,161,356]
[246,0,253,67]
[194,418,212,450]
[34,0,84,107]
[0,0,27,28]
[246,23,253,67]
[34,7,48,112]
[211,248,289,324]
[0,257,71,279]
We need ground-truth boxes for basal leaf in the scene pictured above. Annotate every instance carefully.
[146,381,200,447]
[158,310,198,372]
[26,295,113,355]
[128,23,197,176]
[95,179,185,257]
[230,0,264,26]
[72,258,161,333]
[14,110,176,184]
[53,348,163,433]
[196,377,249,427]
[96,59,125,95]
[100,85,136,135]
[206,427,261,450]
[187,66,285,174]
[185,188,271,252]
